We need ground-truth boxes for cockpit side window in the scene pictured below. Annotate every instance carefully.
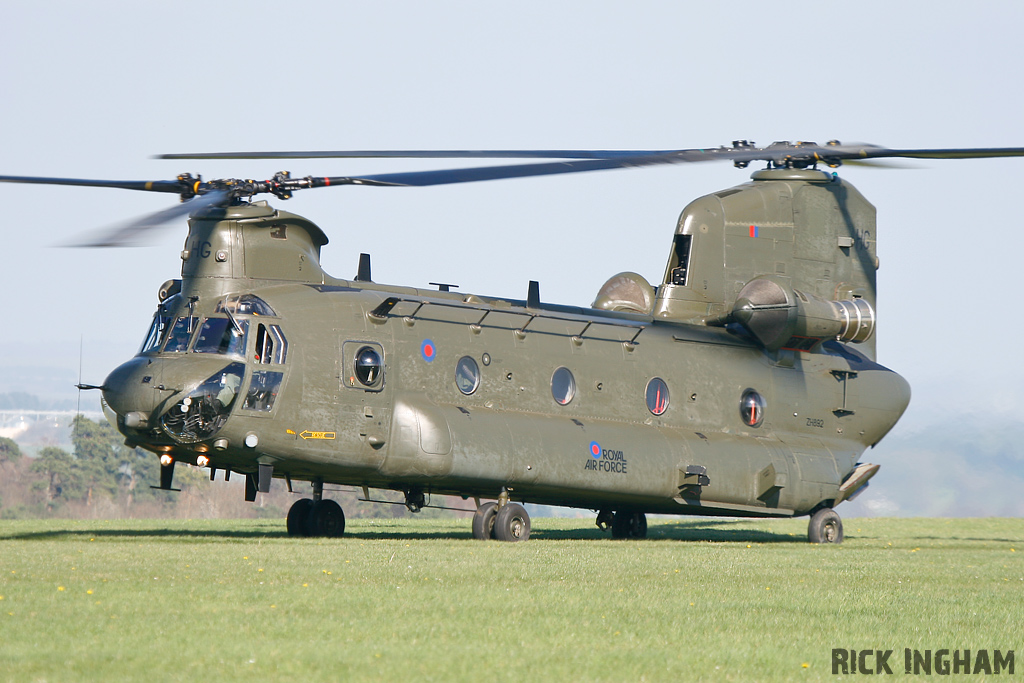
[194,318,249,357]
[243,371,284,412]
[164,317,198,352]
[254,323,288,365]
[270,325,288,364]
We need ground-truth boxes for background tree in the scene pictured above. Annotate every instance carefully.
[31,446,78,505]
[71,416,122,505]
[0,436,21,466]
[70,415,167,509]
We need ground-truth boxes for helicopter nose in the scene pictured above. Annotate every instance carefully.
[101,357,176,426]
[103,355,247,442]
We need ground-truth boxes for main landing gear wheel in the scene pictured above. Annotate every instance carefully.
[287,498,314,536]
[286,498,346,538]
[307,499,346,538]
[611,511,647,539]
[493,502,531,542]
[472,502,498,540]
[808,508,843,544]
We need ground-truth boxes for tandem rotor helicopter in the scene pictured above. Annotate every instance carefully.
[4,141,1023,543]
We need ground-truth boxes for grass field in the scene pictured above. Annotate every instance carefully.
[0,516,1020,682]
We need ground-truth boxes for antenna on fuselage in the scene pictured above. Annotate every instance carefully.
[527,280,541,308]
[355,253,372,282]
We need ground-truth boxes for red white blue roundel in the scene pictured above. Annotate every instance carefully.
[421,339,436,363]
[589,441,601,459]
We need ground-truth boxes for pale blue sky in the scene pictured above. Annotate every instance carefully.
[2,2,1022,458]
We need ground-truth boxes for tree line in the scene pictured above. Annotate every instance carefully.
[0,417,446,520]
[0,416,175,518]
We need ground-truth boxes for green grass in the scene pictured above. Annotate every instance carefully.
[0,517,1021,682]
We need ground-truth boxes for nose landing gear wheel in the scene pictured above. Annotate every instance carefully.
[472,502,498,540]
[493,502,531,542]
[807,508,843,544]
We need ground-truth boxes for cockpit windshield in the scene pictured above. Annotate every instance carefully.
[140,294,273,356]
[140,314,171,354]
[139,294,182,354]
[164,317,198,352]
[194,317,249,357]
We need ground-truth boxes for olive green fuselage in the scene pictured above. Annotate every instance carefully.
[105,171,910,519]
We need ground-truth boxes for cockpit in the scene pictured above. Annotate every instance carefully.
[131,293,290,443]
[139,293,278,357]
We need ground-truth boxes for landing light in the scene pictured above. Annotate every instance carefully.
[159,454,174,466]
[196,455,210,468]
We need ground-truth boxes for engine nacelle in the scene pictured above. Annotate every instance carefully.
[729,277,874,351]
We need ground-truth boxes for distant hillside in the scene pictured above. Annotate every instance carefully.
[0,391,79,412]
[844,415,1024,517]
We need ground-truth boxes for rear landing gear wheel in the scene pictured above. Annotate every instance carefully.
[472,502,498,540]
[493,502,531,542]
[808,508,843,544]
[611,511,647,539]
[307,499,346,538]
[287,498,314,537]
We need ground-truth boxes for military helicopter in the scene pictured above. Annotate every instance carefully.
[4,141,1024,543]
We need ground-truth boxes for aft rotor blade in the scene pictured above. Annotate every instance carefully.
[330,144,1024,186]
[157,143,1024,168]
[157,150,678,161]
[325,151,755,188]
[0,174,184,193]
[67,190,231,247]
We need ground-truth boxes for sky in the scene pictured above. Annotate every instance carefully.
[1,2,1022,512]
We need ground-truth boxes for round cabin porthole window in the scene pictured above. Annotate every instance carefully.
[455,356,480,395]
[354,346,383,387]
[645,377,669,416]
[740,389,765,428]
[551,366,576,406]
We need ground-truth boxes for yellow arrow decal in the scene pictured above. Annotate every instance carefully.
[299,430,336,440]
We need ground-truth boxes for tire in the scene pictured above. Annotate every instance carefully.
[307,499,346,538]
[286,498,314,536]
[472,502,499,540]
[611,511,647,539]
[493,502,531,542]
[808,508,843,544]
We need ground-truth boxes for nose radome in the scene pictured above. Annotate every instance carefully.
[102,355,230,418]
[102,355,249,439]
[101,357,169,419]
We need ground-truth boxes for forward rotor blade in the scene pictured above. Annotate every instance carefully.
[838,159,920,169]
[859,147,1024,160]
[0,174,184,193]
[66,190,231,247]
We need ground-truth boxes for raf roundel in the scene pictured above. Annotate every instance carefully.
[589,441,601,459]
[421,339,436,363]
